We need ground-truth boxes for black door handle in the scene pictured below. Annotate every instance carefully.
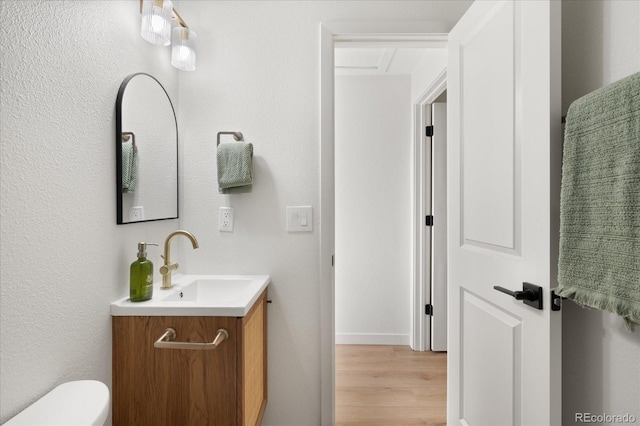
[493,286,537,301]
[493,282,543,310]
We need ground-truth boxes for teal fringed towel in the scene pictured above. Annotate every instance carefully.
[217,142,253,194]
[556,72,640,329]
[122,141,137,193]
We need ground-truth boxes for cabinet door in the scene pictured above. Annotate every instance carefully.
[239,291,268,426]
[113,316,238,425]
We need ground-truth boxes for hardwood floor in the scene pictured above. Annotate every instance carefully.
[335,345,447,426]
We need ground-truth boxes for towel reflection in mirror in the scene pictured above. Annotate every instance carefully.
[121,132,138,193]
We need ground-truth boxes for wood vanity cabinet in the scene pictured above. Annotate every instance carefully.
[112,290,267,426]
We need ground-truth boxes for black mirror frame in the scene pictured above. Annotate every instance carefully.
[115,72,179,224]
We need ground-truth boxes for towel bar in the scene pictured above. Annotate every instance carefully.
[217,131,244,146]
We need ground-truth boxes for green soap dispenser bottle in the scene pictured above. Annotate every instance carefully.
[130,242,155,302]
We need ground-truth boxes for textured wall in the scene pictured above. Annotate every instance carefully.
[561,1,640,423]
[335,75,412,345]
[0,1,179,423]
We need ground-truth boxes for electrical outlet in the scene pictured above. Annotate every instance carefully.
[130,206,144,221]
[218,207,234,232]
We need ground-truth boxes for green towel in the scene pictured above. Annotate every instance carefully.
[217,142,253,194]
[122,141,137,193]
[556,72,640,329]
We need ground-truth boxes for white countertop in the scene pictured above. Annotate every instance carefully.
[110,274,270,317]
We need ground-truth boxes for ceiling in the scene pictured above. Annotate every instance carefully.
[334,48,431,75]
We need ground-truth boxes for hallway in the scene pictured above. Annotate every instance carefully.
[336,345,447,425]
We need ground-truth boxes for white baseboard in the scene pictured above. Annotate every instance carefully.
[335,333,410,345]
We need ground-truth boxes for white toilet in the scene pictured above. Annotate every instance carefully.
[4,380,110,426]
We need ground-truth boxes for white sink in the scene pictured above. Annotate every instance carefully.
[110,274,270,317]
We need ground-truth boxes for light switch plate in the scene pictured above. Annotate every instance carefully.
[286,206,313,232]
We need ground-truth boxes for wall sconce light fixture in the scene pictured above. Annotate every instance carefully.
[171,26,197,71]
[140,0,197,71]
[140,0,173,46]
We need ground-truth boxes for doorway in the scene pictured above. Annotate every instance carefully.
[321,21,452,424]
[334,50,415,347]
[333,51,448,350]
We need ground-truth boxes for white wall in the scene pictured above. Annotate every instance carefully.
[334,75,412,345]
[561,0,640,423]
[0,1,179,423]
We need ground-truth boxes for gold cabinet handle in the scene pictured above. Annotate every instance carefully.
[154,328,229,350]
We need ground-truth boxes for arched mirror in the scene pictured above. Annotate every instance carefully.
[116,73,178,224]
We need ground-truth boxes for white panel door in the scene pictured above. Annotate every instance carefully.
[447,1,562,425]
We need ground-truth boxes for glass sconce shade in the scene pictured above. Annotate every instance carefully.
[171,27,197,71]
[141,0,173,46]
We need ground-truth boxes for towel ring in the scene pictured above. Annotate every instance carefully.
[122,132,136,147]
[217,131,244,147]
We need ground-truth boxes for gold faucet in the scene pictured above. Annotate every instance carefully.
[159,230,199,289]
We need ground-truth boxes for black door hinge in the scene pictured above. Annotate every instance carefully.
[425,304,433,316]
[426,215,434,227]
[425,125,434,137]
